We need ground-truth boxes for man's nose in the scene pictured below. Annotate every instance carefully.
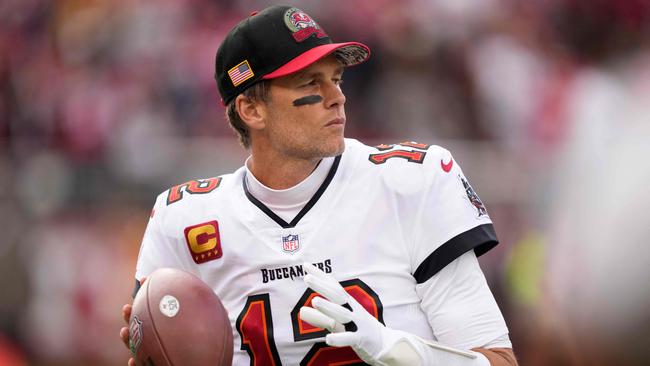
[324,82,346,108]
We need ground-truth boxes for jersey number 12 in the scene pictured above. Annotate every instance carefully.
[236,278,383,366]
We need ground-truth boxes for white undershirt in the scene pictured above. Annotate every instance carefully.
[244,156,335,223]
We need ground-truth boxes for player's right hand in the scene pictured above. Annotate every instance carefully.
[120,303,136,366]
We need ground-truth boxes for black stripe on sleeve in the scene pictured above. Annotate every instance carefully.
[413,223,498,284]
[132,278,141,299]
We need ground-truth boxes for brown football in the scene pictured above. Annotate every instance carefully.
[129,268,233,366]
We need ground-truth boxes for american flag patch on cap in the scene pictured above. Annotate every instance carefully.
[228,60,254,86]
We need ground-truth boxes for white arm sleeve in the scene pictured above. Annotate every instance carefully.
[376,252,511,366]
[416,251,511,350]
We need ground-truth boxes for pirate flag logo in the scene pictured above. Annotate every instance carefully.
[460,175,488,217]
[284,7,327,42]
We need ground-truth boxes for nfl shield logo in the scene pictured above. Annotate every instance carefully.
[282,234,300,253]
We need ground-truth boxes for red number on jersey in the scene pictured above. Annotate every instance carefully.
[369,141,429,164]
[295,279,382,366]
[291,279,383,341]
[301,343,366,366]
[236,279,382,366]
[375,141,430,151]
[166,177,221,205]
[236,294,282,366]
[369,150,427,165]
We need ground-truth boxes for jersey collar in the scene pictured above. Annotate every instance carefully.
[242,155,342,228]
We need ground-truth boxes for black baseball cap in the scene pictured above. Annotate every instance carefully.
[215,5,370,105]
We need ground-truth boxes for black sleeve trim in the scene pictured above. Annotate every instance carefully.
[132,278,141,299]
[413,223,498,284]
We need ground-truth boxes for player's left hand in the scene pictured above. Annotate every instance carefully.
[300,263,411,366]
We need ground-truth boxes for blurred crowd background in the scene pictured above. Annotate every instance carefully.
[1,0,649,365]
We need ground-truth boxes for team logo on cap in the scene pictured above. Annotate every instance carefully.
[284,7,327,42]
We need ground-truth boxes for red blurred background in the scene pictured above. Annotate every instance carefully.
[1,0,649,365]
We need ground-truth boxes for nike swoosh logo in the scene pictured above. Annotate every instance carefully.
[441,158,453,172]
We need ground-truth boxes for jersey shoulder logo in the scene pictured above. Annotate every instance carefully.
[184,220,223,264]
[459,175,488,217]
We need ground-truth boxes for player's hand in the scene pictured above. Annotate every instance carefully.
[300,263,411,366]
[121,277,146,366]
[120,304,136,366]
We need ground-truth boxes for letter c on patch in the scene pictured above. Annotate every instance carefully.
[184,220,222,264]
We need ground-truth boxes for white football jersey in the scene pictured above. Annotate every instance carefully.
[135,138,503,365]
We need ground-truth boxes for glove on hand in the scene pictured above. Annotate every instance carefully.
[300,263,413,365]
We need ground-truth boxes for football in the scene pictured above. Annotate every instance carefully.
[129,268,233,366]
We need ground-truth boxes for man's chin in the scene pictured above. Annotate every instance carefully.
[325,139,346,157]
[295,138,345,160]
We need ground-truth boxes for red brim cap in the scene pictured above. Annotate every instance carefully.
[262,42,370,80]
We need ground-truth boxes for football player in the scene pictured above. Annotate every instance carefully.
[120,5,518,366]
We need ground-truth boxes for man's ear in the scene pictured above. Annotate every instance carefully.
[235,94,266,131]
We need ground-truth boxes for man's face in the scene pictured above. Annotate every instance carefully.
[260,55,346,160]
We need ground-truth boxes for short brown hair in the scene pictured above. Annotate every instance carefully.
[225,80,271,149]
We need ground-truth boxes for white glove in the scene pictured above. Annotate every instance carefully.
[300,263,491,366]
[300,262,417,365]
